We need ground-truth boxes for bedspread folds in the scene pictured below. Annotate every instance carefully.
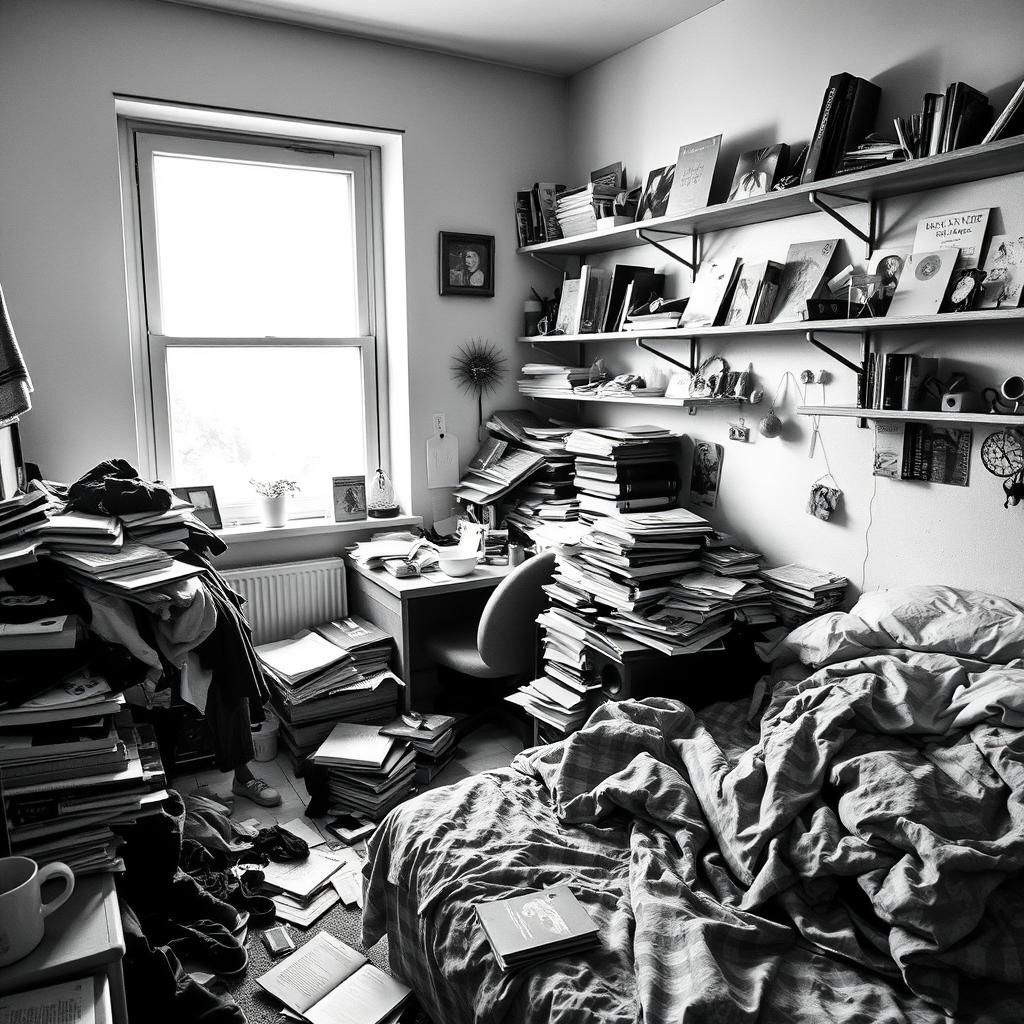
[363,591,1024,1023]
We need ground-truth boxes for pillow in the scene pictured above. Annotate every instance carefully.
[850,584,1024,664]
[757,610,881,669]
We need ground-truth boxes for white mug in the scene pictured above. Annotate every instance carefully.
[0,856,75,966]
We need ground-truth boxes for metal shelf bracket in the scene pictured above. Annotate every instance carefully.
[527,251,566,273]
[634,335,698,374]
[635,227,698,274]
[808,190,874,252]
[804,331,866,375]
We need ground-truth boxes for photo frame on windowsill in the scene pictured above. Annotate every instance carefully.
[172,485,223,530]
[439,232,495,297]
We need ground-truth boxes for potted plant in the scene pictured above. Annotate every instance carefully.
[250,478,300,528]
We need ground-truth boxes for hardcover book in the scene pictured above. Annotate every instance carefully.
[636,164,675,221]
[664,135,721,216]
[727,143,789,201]
[532,182,565,242]
[978,234,1024,308]
[886,249,959,317]
[913,207,990,270]
[554,278,582,334]
[770,239,840,322]
[475,884,599,971]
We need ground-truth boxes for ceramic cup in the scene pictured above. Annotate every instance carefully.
[0,856,75,966]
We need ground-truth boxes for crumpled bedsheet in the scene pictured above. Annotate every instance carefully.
[363,586,1024,1024]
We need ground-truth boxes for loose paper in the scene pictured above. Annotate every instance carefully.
[0,978,95,1024]
[426,433,460,489]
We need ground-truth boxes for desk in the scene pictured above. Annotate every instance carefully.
[346,560,512,710]
[0,874,127,1024]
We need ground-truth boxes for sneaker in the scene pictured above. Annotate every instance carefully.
[231,776,282,807]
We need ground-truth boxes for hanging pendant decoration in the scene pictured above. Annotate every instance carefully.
[451,338,507,431]
[759,372,789,438]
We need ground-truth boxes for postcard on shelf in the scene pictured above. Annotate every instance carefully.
[979,234,1024,309]
[664,135,721,217]
[770,239,840,322]
[333,476,367,523]
[554,278,582,334]
[886,249,959,317]
[636,164,675,221]
[867,246,913,315]
[872,422,906,480]
[727,143,789,202]
[682,258,740,327]
[725,261,768,326]
[913,207,990,270]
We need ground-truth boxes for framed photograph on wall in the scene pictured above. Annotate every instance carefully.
[333,475,367,522]
[439,232,495,296]
[172,485,223,530]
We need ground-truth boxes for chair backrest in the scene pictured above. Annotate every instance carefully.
[477,550,556,677]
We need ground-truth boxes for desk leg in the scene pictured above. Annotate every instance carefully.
[109,960,128,1024]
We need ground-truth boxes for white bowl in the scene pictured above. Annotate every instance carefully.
[437,554,480,577]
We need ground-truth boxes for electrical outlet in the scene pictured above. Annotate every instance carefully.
[728,423,750,442]
[431,413,446,436]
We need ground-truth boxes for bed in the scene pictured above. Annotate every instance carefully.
[362,585,1024,1023]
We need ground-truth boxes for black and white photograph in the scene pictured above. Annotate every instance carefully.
[726,143,789,201]
[635,164,676,221]
[172,484,222,529]
[438,232,494,296]
[332,473,367,521]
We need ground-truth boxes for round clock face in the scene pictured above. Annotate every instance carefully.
[981,429,1024,477]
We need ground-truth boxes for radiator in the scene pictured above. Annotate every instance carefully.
[222,557,347,645]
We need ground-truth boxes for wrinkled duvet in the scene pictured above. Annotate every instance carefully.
[362,586,1024,1023]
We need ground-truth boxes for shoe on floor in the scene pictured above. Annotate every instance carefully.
[231,776,282,807]
[168,918,248,977]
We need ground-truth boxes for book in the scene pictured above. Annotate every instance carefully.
[941,82,991,152]
[829,75,881,174]
[260,848,350,900]
[554,277,582,334]
[802,72,853,183]
[636,164,675,221]
[312,722,397,769]
[577,268,612,333]
[982,75,1024,145]
[681,257,740,327]
[601,265,656,332]
[913,207,990,270]
[727,143,788,201]
[258,932,411,1024]
[873,421,906,479]
[770,239,840,322]
[513,190,535,247]
[469,437,508,470]
[474,884,599,971]
[664,135,720,216]
[886,249,959,317]
[532,182,564,243]
[724,260,767,326]
[978,234,1024,308]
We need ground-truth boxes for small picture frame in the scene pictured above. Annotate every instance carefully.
[333,475,367,522]
[172,485,222,530]
[439,232,494,297]
[664,372,690,399]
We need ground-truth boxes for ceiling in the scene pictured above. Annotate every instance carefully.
[160,0,725,75]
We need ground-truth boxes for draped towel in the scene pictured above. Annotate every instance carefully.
[0,281,32,426]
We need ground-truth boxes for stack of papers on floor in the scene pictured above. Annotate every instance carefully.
[262,846,363,927]
[313,615,393,676]
[475,884,599,971]
[312,723,416,820]
[506,677,588,734]
[760,564,848,626]
[257,631,362,705]
[379,713,458,783]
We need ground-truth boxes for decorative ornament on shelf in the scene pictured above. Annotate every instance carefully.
[367,467,400,519]
[250,478,300,528]
[451,338,507,437]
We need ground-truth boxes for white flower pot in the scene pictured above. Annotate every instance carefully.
[260,494,289,528]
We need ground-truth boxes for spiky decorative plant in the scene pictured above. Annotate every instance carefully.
[451,339,506,427]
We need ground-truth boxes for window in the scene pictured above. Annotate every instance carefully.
[127,127,382,523]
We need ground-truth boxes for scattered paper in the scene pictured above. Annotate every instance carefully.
[0,978,95,1024]
[279,817,328,849]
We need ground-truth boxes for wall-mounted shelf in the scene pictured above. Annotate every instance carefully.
[517,134,1024,257]
[517,307,1024,345]
[521,391,742,410]
[798,405,1024,428]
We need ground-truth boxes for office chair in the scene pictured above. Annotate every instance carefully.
[423,551,556,719]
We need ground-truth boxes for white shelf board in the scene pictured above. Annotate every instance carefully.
[518,135,1024,257]
[521,391,742,409]
[798,405,1024,427]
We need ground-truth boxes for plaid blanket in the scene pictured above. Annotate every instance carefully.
[363,595,1024,1022]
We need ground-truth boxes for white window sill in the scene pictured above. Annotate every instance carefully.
[216,514,422,544]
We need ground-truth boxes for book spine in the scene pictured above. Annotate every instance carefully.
[514,191,534,248]
[861,352,875,410]
[802,74,851,184]
[881,354,907,410]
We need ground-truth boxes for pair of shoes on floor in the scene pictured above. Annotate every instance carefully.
[231,775,282,807]
[168,918,248,977]
[189,867,277,927]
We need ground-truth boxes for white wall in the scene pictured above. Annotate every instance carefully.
[0,0,567,524]
[564,0,1024,601]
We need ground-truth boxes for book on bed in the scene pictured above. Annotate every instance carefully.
[475,884,599,971]
[258,932,411,1024]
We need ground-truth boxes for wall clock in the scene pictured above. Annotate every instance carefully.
[980,429,1024,477]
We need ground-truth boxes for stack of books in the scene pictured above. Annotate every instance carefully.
[517,364,595,397]
[801,72,881,183]
[36,512,123,551]
[379,713,458,784]
[759,563,849,626]
[312,722,416,820]
[119,496,200,552]
[453,446,546,507]
[0,490,51,573]
[259,617,401,765]
[834,134,907,175]
[894,81,992,160]
[566,426,681,520]
[1,671,167,876]
[506,676,588,735]
[700,535,775,626]
[475,885,599,971]
[261,845,362,927]
[554,182,620,237]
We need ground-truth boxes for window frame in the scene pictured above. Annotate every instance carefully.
[121,121,385,524]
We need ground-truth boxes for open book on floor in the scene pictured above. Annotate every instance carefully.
[258,932,411,1024]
